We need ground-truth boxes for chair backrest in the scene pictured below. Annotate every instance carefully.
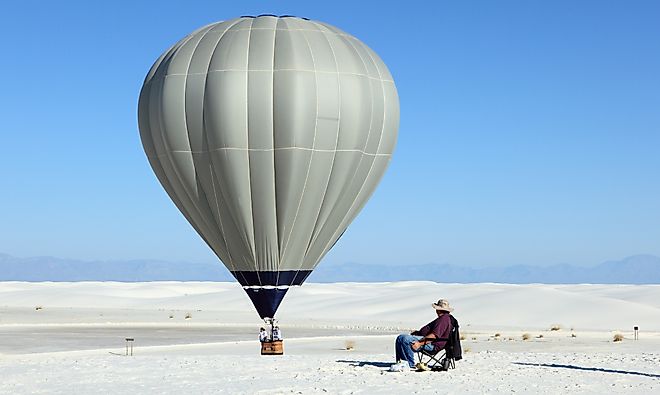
[446,314,462,361]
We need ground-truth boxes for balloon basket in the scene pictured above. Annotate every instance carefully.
[261,340,284,355]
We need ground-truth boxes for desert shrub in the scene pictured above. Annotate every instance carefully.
[464,347,471,353]
[550,325,561,331]
[571,333,577,338]
[184,312,192,320]
[494,333,501,338]
[522,333,531,341]
[460,334,466,341]
[168,314,174,319]
[35,306,43,311]
[613,333,624,342]
[471,337,477,341]
[536,334,544,339]
[344,340,355,350]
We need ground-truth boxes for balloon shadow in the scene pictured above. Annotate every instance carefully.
[513,362,660,378]
[336,359,392,368]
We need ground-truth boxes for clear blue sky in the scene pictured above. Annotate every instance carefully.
[1,1,658,268]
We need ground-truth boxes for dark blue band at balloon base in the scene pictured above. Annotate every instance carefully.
[231,270,312,287]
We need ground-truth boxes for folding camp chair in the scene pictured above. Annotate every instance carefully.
[415,339,455,371]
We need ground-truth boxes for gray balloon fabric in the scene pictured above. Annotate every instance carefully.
[138,15,399,318]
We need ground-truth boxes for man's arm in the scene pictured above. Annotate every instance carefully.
[412,316,450,348]
[413,333,437,346]
[411,321,432,336]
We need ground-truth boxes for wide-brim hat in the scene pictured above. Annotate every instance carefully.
[432,299,454,312]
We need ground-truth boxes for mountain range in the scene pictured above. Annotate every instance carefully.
[0,253,658,284]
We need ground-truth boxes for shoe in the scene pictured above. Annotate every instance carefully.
[389,361,410,372]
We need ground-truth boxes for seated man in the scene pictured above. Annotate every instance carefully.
[272,326,282,341]
[259,327,268,342]
[394,299,454,369]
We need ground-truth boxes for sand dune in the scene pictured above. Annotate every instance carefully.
[1,281,659,394]
[2,281,658,331]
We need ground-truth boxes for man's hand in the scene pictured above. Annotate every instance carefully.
[411,340,423,350]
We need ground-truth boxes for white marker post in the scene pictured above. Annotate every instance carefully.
[125,338,134,356]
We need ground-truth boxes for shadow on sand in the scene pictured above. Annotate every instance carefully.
[513,362,660,378]
[336,360,392,368]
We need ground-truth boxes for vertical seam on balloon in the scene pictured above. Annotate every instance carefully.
[210,162,244,285]
[312,23,380,262]
[317,36,390,261]
[244,18,262,286]
[210,162,234,272]
[202,19,246,274]
[202,20,244,272]
[279,20,320,287]
[155,29,225,265]
[288,20,321,286]
[301,22,347,264]
[272,19,281,285]
[190,23,238,272]
[300,20,342,268]
[181,24,231,265]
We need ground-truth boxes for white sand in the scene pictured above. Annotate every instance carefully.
[1,281,659,394]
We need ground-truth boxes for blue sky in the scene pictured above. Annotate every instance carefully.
[1,1,658,268]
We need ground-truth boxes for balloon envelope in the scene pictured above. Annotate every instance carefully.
[138,15,399,318]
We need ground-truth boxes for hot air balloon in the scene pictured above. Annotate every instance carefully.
[138,15,399,321]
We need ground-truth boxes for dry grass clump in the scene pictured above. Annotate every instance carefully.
[168,314,174,319]
[536,334,544,339]
[344,340,355,350]
[571,333,577,338]
[550,325,561,331]
[613,333,624,342]
[184,312,192,320]
[522,333,531,341]
[463,347,471,353]
[460,334,466,341]
[494,333,501,338]
[35,306,43,311]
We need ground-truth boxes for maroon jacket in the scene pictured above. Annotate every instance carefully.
[412,313,452,352]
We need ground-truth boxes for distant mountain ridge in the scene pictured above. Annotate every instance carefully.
[0,253,658,284]
[309,254,660,284]
[0,253,233,282]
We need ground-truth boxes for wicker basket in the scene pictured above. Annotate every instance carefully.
[260,340,284,355]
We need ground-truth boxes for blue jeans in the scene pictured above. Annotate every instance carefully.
[395,334,434,368]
